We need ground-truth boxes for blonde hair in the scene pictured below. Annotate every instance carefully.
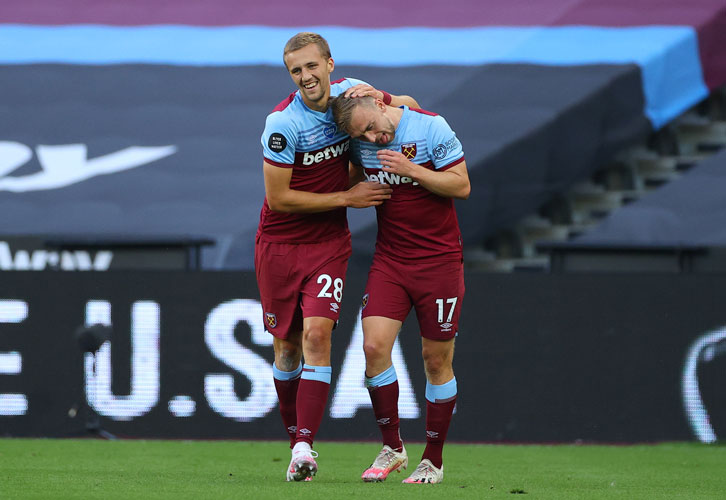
[329,95,376,134]
[283,32,331,63]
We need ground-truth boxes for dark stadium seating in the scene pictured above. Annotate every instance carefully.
[1,0,725,269]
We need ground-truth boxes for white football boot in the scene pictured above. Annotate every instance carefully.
[402,459,444,484]
[361,445,408,482]
[286,443,318,482]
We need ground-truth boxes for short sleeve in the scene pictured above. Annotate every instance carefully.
[349,139,362,166]
[261,111,297,165]
[427,115,464,170]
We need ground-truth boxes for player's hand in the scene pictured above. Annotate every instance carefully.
[344,84,384,101]
[377,149,418,178]
[345,181,392,208]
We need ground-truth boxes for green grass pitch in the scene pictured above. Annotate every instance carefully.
[0,439,724,499]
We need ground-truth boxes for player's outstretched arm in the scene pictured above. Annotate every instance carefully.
[264,161,392,213]
[376,151,471,200]
[389,94,419,108]
[343,84,420,109]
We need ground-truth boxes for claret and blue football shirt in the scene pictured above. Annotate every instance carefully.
[258,77,365,243]
[350,106,466,260]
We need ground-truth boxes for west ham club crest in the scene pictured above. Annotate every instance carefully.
[265,312,277,329]
[401,142,417,159]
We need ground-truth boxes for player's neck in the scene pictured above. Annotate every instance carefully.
[301,91,330,113]
[387,106,404,129]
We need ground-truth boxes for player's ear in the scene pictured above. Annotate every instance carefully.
[327,57,335,74]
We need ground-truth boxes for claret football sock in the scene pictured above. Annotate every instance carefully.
[422,377,457,469]
[366,365,403,452]
[295,364,332,446]
[273,362,303,448]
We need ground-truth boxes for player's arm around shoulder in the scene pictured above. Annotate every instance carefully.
[343,82,420,108]
[389,94,419,108]
[263,161,392,212]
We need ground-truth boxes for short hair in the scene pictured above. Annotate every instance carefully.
[329,95,376,135]
[283,32,331,63]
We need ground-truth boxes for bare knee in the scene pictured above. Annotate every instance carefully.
[279,343,299,360]
[274,336,302,371]
[303,324,331,349]
[363,338,389,363]
[422,351,447,377]
[422,341,454,382]
[302,321,333,365]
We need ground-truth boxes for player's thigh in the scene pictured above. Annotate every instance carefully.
[255,238,305,338]
[299,235,352,322]
[361,257,412,323]
[362,315,403,360]
[410,259,465,340]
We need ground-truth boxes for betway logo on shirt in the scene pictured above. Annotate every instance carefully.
[365,170,420,186]
[301,141,349,166]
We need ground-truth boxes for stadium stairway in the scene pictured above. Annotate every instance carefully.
[467,85,726,272]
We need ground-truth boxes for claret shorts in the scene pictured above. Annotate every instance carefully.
[361,252,464,340]
[255,233,352,339]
